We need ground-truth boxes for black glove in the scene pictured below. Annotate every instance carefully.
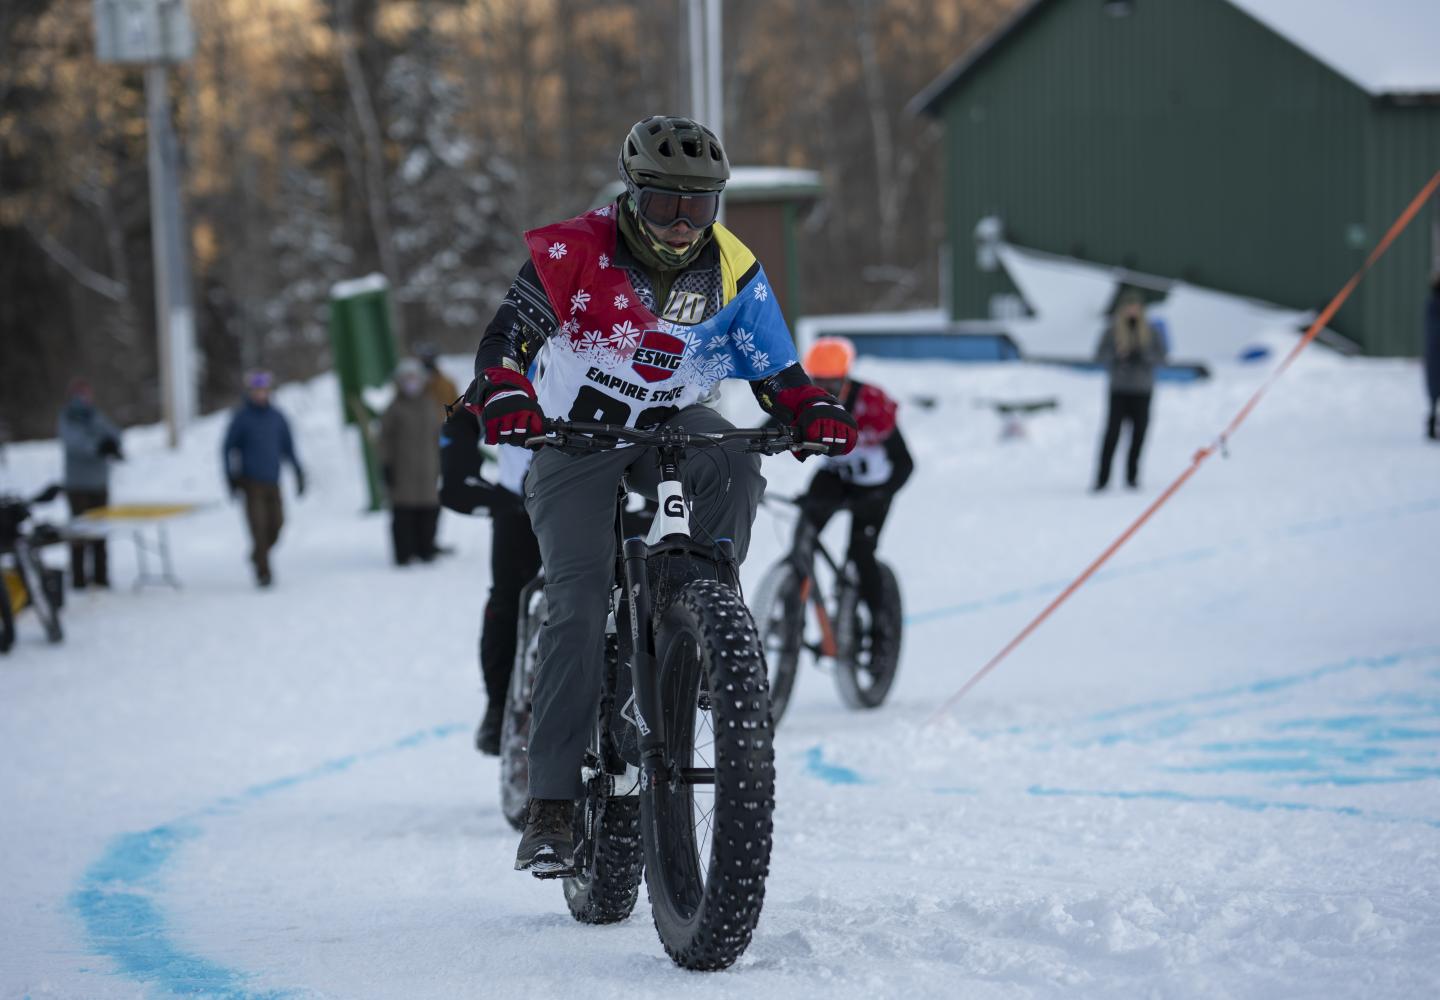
[294,467,307,497]
[773,385,858,459]
[98,437,123,460]
[475,367,544,447]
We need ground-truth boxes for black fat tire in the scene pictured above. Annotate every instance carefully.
[833,562,902,709]
[749,561,803,727]
[564,796,643,924]
[499,589,544,832]
[644,579,774,971]
[0,574,15,653]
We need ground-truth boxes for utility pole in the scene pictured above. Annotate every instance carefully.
[93,0,197,448]
[687,0,725,223]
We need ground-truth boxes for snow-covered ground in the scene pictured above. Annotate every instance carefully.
[2,350,1438,999]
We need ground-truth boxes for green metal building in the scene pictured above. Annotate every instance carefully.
[911,0,1440,355]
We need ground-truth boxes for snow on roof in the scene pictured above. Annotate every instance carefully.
[912,0,1440,114]
[1228,0,1440,96]
[995,243,1326,364]
[329,273,389,300]
[595,166,823,206]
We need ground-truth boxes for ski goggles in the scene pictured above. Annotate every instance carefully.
[635,187,721,230]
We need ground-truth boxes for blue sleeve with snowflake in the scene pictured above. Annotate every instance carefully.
[721,267,795,381]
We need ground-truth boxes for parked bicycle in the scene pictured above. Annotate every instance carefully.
[500,417,814,971]
[749,494,903,726]
[1,484,66,653]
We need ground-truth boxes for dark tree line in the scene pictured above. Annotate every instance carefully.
[0,0,1016,442]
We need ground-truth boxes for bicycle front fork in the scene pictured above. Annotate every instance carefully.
[620,535,739,786]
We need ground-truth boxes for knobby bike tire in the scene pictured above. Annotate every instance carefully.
[499,590,545,832]
[0,574,15,653]
[833,561,903,710]
[749,561,804,727]
[565,635,644,925]
[643,579,775,971]
[564,798,643,924]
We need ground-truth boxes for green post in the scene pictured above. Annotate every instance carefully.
[328,274,397,511]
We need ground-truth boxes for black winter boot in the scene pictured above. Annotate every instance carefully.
[474,701,503,756]
[515,798,575,875]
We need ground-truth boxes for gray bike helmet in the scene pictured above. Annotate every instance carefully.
[618,116,730,194]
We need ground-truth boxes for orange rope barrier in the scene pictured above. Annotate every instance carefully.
[926,169,1440,725]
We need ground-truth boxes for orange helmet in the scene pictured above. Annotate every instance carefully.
[803,336,856,380]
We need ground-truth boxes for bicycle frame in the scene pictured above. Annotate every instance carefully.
[782,507,853,662]
[529,419,804,790]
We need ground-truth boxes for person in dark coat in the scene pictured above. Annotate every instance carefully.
[222,370,305,587]
[379,359,445,565]
[1425,273,1440,441]
[1093,289,1167,491]
[58,377,123,588]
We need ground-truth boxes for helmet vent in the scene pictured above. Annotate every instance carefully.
[657,139,673,157]
[680,137,701,157]
[646,120,662,134]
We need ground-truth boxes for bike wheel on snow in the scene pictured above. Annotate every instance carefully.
[565,794,643,924]
[748,561,803,727]
[833,561,902,710]
[643,579,774,971]
[565,635,644,925]
[499,588,545,832]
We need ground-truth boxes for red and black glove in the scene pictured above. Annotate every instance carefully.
[467,367,544,446]
[773,385,857,458]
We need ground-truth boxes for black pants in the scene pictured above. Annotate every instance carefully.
[1095,390,1152,489]
[800,471,891,607]
[66,489,109,587]
[391,505,440,565]
[241,480,284,580]
[478,501,542,707]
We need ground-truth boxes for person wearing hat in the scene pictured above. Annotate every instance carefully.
[221,370,305,587]
[57,377,123,588]
[1093,288,1167,491]
[797,336,914,617]
[415,343,460,413]
[468,115,858,874]
[379,358,446,565]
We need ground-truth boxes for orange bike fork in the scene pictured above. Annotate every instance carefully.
[801,575,838,659]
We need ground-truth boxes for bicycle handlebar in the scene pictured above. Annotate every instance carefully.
[525,418,822,456]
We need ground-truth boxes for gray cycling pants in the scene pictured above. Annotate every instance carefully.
[523,404,767,799]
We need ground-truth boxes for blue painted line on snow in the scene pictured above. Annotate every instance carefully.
[1026,785,1440,829]
[70,722,468,999]
[802,745,868,785]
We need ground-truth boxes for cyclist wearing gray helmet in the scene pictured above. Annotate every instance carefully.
[467,115,858,875]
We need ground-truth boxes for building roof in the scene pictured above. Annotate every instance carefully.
[909,0,1440,115]
[1227,0,1440,97]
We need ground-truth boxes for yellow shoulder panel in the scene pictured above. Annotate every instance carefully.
[712,224,757,306]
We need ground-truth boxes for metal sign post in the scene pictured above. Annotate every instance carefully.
[688,0,725,224]
[93,1,196,448]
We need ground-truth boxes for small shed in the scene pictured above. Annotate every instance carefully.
[911,0,1440,355]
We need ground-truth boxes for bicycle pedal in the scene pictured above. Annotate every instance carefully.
[529,865,577,880]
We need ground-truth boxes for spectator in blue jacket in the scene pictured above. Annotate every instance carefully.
[1425,273,1440,441]
[58,377,123,588]
[222,370,305,587]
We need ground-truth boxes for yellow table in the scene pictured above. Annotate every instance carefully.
[74,504,204,589]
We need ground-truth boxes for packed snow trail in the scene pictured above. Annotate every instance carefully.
[2,355,1437,998]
